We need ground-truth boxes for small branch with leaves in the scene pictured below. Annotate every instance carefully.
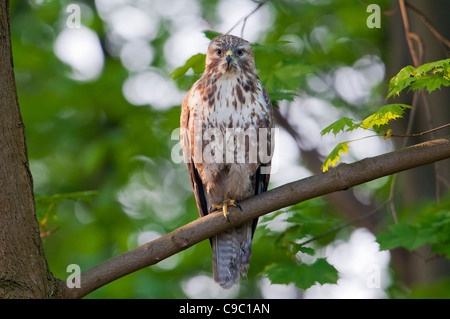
[320,58,450,172]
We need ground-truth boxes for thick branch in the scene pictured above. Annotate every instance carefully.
[62,137,450,299]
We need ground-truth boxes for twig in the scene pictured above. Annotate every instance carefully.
[411,250,444,263]
[40,226,59,238]
[388,175,399,224]
[225,0,271,37]
[390,123,450,138]
[61,137,450,298]
[399,0,421,67]
[405,2,450,49]
[297,201,388,247]
[408,32,424,65]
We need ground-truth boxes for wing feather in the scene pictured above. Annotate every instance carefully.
[181,91,209,219]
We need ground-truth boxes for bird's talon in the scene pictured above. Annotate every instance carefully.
[210,204,223,213]
[211,198,241,222]
[233,200,242,211]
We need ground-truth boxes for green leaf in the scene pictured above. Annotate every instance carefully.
[171,53,206,80]
[414,59,450,75]
[204,30,222,40]
[264,258,338,289]
[321,142,349,172]
[387,59,450,98]
[388,65,415,99]
[293,245,315,256]
[260,59,312,93]
[360,104,410,130]
[376,222,439,251]
[321,117,356,136]
[377,200,450,259]
[269,90,297,103]
[409,74,450,94]
[266,199,342,249]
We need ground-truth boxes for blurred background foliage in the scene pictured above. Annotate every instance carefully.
[8,0,450,298]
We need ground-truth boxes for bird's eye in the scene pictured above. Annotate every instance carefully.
[216,49,222,55]
[236,49,244,56]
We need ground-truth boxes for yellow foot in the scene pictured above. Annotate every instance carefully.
[210,199,242,222]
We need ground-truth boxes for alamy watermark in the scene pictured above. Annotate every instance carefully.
[66,263,81,288]
[366,4,381,29]
[66,4,81,29]
[366,263,382,289]
[171,124,278,174]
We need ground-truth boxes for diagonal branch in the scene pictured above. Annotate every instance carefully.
[61,137,450,299]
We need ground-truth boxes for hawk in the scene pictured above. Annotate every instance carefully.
[180,34,274,289]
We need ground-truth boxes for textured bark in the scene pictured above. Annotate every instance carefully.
[0,0,61,298]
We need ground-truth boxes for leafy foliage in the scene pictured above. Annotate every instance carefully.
[321,142,349,172]
[388,59,450,98]
[260,200,341,289]
[320,104,410,171]
[264,259,338,289]
[377,200,450,258]
[377,222,439,251]
[171,53,206,80]
[320,117,357,136]
[360,104,411,130]
[320,59,449,172]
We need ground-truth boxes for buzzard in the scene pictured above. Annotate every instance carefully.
[180,34,274,288]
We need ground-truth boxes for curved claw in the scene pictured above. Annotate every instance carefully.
[210,198,241,223]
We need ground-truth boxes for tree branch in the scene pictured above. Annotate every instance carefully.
[405,2,450,49]
[399,0,422,67]
[225,0,271,37]
[61,137,450,299]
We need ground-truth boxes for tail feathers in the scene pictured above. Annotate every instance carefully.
[212,222,253,289]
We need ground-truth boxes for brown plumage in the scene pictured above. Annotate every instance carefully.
[180,35,274,288]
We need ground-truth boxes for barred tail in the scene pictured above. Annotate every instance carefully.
[211,221,254,289]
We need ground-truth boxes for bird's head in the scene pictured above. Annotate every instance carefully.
[205,35,255,77]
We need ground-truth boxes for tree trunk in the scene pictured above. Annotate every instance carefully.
[0,0,60,298]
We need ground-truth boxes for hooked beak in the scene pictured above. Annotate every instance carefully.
[225,50,233,67]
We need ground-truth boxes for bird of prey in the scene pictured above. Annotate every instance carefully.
[180,34,274,289]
